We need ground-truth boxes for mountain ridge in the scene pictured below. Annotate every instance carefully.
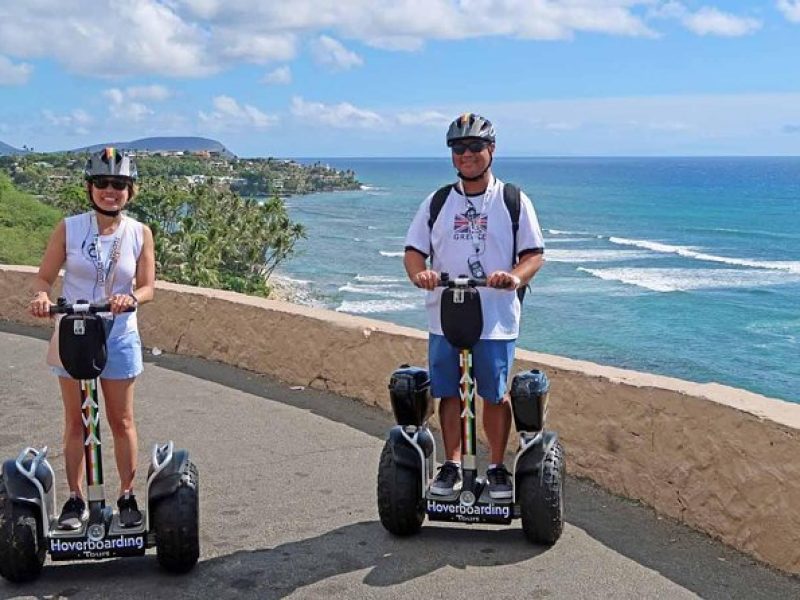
[0,136,235,158]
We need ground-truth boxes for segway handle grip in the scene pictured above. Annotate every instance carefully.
[437,272,487,288]
[49,299,136,315]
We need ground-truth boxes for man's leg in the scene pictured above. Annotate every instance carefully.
[429,334,463,494]
[439,396,462,462]
[474,339,515,499]
[483,397,512,465]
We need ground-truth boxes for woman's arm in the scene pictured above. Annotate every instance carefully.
[132,224,155,304]
[29,220,66,317]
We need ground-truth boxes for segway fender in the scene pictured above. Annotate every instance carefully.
[1,459,50,507]
[387,427,425,472]
[148,449,194,502]
[514,431,560,479]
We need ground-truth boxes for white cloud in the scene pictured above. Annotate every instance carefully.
[0,1,211,77]
[290,96,384,129]
[0,2,662,80]
[310,35,364,71]
[0,55,32,85]
[262,66,292,85]
[126,85,171,101]
[777,0,800,22]
[649,3,762,36]
[397,111,450,127]
[42,108,92,135]
[102,85,170,121]
[199,95,278,130]
[214,31,297,64]
[682,7,761,36]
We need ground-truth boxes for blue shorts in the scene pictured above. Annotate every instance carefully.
[51,330,143,380]
[428,334,516,404]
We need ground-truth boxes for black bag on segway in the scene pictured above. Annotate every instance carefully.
[58,314,111,380]
[440,285,483,350]
[509,369,550,432]
[389,365,433,427]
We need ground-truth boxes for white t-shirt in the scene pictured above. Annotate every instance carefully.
[62,212,144,338]
[404,177,545,340]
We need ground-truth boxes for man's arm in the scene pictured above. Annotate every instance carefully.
[513,250,544,287]
[404,248,439,290]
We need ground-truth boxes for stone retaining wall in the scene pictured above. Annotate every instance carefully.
[2,265,798,573]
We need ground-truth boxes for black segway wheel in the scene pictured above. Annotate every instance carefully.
[153,462,200,573]
[0,476,46,583]
[377,441,424,536]
[518,441,565,545]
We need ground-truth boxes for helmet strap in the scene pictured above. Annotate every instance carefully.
[457,155,493,182]
[89,196,122,217]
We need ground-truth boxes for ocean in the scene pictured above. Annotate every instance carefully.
[279,157,800,404]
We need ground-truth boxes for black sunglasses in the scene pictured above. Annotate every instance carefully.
[92,177,129,191]
[450,140,491,155]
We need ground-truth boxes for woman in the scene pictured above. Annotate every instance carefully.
[29,147,155,530]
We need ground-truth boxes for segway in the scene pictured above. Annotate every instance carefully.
[0,299,199,583]
[377,273,565,543]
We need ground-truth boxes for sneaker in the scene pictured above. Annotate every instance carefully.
[487,465,513,500]
[58,494,88,530]
[430,462,462,496]
[117,492,143,528]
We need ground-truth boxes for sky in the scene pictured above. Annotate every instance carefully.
[1,0,800,157]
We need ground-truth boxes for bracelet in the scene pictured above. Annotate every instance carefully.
[128,294,139,306]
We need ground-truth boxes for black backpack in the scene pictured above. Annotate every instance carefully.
[427,182,527,301]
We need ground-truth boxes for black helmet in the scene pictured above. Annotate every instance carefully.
[84,147,138,181]
[446,113,495,146]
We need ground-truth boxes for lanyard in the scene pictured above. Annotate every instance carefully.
[458,176,495,256]
[92,214,126,299]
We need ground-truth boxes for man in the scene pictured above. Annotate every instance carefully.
[403,113,545,499]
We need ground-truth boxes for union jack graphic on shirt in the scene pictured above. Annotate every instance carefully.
[453,209,488,240]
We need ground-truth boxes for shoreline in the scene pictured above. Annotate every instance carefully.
[267,273,325,307]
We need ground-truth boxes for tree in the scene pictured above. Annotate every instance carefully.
[127,180,305,297]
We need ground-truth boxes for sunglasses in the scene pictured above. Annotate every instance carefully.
[450,140,491,155]
[92,178,129,191]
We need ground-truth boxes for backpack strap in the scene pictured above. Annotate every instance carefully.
[427,184,454,262]
[502,182,527,303]
[503,182,521,266]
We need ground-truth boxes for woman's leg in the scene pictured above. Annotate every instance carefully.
[58,376,85,495]
[100,377,138,496]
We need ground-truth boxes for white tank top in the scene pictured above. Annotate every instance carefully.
[62,212,144,338]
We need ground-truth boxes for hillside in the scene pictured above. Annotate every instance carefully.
[0,141,26,156]
[75,137,235,158]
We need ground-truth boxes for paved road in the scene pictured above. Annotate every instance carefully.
[0,325,798,599]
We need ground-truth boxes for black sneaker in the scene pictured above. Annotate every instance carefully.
[58,494,88,530]
[430,462,462,496]
[487,465,513,500]
[117,492,143,528]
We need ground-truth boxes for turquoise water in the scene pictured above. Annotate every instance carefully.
[281,158,800,403]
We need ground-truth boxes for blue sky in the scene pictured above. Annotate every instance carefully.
[1,1,800,157]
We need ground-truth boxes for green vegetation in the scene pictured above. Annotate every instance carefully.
[0,173,305,298]
[0,173,61,265]
[0,152,360,202]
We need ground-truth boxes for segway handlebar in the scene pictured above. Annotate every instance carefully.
[437,272,487,288]
[49,300,136,315]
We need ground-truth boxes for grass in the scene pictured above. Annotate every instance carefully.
[0,173,62,265]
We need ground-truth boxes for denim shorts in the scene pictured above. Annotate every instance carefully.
[428,334,516,403]
[51,330,143,380]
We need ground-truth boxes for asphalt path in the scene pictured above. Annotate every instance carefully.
[0,324,798,599]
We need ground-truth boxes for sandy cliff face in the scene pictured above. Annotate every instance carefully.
[2,264,798,574]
